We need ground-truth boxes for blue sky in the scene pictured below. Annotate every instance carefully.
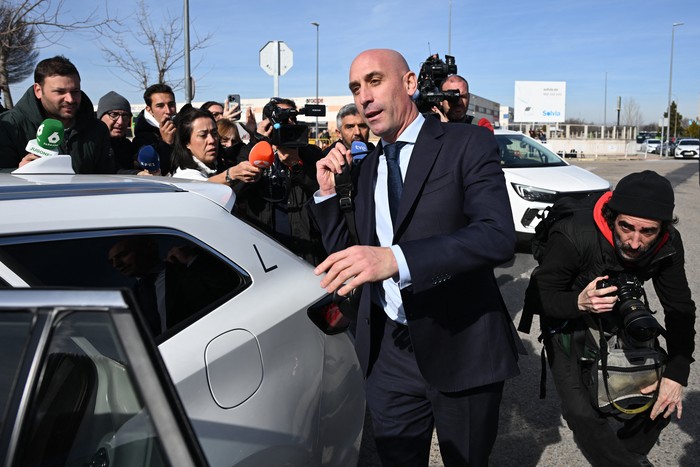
[9,0,700,125]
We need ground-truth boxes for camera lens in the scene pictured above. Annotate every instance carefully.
[619,301,662,343]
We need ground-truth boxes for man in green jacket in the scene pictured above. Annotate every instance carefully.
[0,55,114,173]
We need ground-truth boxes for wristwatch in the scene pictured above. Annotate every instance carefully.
[225,168,233,184]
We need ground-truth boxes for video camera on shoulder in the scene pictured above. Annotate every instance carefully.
[414,53,459,114]
[263,99,326,148]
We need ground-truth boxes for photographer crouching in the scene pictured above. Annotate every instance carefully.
[232,97,327,265]
[521,170,695,466]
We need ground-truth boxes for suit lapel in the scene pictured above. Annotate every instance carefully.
[394,118,444,234]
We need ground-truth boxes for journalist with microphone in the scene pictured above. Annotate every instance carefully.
[0,56,114,173]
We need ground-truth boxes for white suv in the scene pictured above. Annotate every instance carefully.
[0,173,363,466]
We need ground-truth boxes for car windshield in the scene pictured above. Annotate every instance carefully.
[496,134,567,168]
[647,139,660,145]
[679,139,699,146]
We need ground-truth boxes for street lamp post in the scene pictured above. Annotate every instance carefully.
[664,22,683,156]
[311,22,320,143]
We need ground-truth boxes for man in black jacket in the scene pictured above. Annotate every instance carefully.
[524,170,695,466]
[132,83,177,175]
[97,91,145,174]
[0,56,114,173]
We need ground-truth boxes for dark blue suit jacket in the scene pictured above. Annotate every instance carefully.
[310,117,524,392]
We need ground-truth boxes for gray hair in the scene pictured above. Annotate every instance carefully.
[336,103,360,128]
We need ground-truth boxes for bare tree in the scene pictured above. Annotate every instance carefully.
[0,0,113,108]
[0,6,39,102]
[621,97,643,128]
[98,0,210,93]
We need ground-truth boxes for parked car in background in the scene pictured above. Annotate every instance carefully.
[495,129,611,242]
[673,138,700,159]
[645,139,661,153]
[0,173,364,466]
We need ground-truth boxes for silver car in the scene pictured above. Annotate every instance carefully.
[0,174,364,466]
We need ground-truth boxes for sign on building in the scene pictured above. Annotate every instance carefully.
[514,81,566,123]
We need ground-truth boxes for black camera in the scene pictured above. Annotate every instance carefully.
[414,54,459,114]
[596,273,663,346]
[263,102,327,148]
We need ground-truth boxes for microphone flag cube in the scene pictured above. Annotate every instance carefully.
[25,118,64,157]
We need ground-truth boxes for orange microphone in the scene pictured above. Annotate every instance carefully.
[248,141,275,168]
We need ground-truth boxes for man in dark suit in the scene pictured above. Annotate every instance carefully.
[310,49,524,466]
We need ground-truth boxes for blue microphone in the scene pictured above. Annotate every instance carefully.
[137,145,161,173]
[350,141,370,163]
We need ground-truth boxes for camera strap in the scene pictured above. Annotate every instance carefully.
[335,167,359,246]
[594,315,662,415]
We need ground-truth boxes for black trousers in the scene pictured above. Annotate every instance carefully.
[365,316,504,467]
[544,332,670,467]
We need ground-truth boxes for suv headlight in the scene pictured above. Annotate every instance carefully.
[511,183,557,202]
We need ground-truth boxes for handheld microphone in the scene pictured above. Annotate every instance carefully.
[25,119,64,157]
[248,140,275,168]
[137,145,161,172]
[477,118,494,132]
[350,141,370,163]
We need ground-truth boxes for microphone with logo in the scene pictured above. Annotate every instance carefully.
[137,145,161,174]
[350,141,371,165]
[248,140,275,168]
[26,119,64,157]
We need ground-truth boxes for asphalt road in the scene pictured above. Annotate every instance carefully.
[358,157,700,466]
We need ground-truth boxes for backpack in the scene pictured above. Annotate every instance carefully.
[530,192,603,264]
[519,192,604,334]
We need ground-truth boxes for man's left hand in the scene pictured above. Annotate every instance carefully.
[314,245,398,296]
[642,377,683,420]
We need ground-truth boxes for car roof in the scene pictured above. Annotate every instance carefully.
[0,174,236,211]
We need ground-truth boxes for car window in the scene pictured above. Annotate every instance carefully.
[0,312,33,435]
[0,230,249,339]
[679,139,698,146]
[12,310,170,466]
[496,134,567,168]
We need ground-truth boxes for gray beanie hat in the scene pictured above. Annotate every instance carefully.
[96,91,132,119]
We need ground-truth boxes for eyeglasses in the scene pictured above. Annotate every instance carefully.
[106,111,132,121]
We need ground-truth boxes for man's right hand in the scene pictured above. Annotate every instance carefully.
[577,276,618,313]
[316,142,352,196]
[160,118,176,145]
[19,153,40,167]
[430,105,449,122]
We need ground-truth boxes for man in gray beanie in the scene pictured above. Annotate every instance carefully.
[97,91,141,173]
[522,170,695,466]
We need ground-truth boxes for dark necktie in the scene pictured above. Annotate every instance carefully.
[384,142,405,224]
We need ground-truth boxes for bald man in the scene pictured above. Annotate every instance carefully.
[311,49,523,466]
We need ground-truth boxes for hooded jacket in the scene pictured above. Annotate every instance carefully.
[0,86,114,173]
[527,192,696,385]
